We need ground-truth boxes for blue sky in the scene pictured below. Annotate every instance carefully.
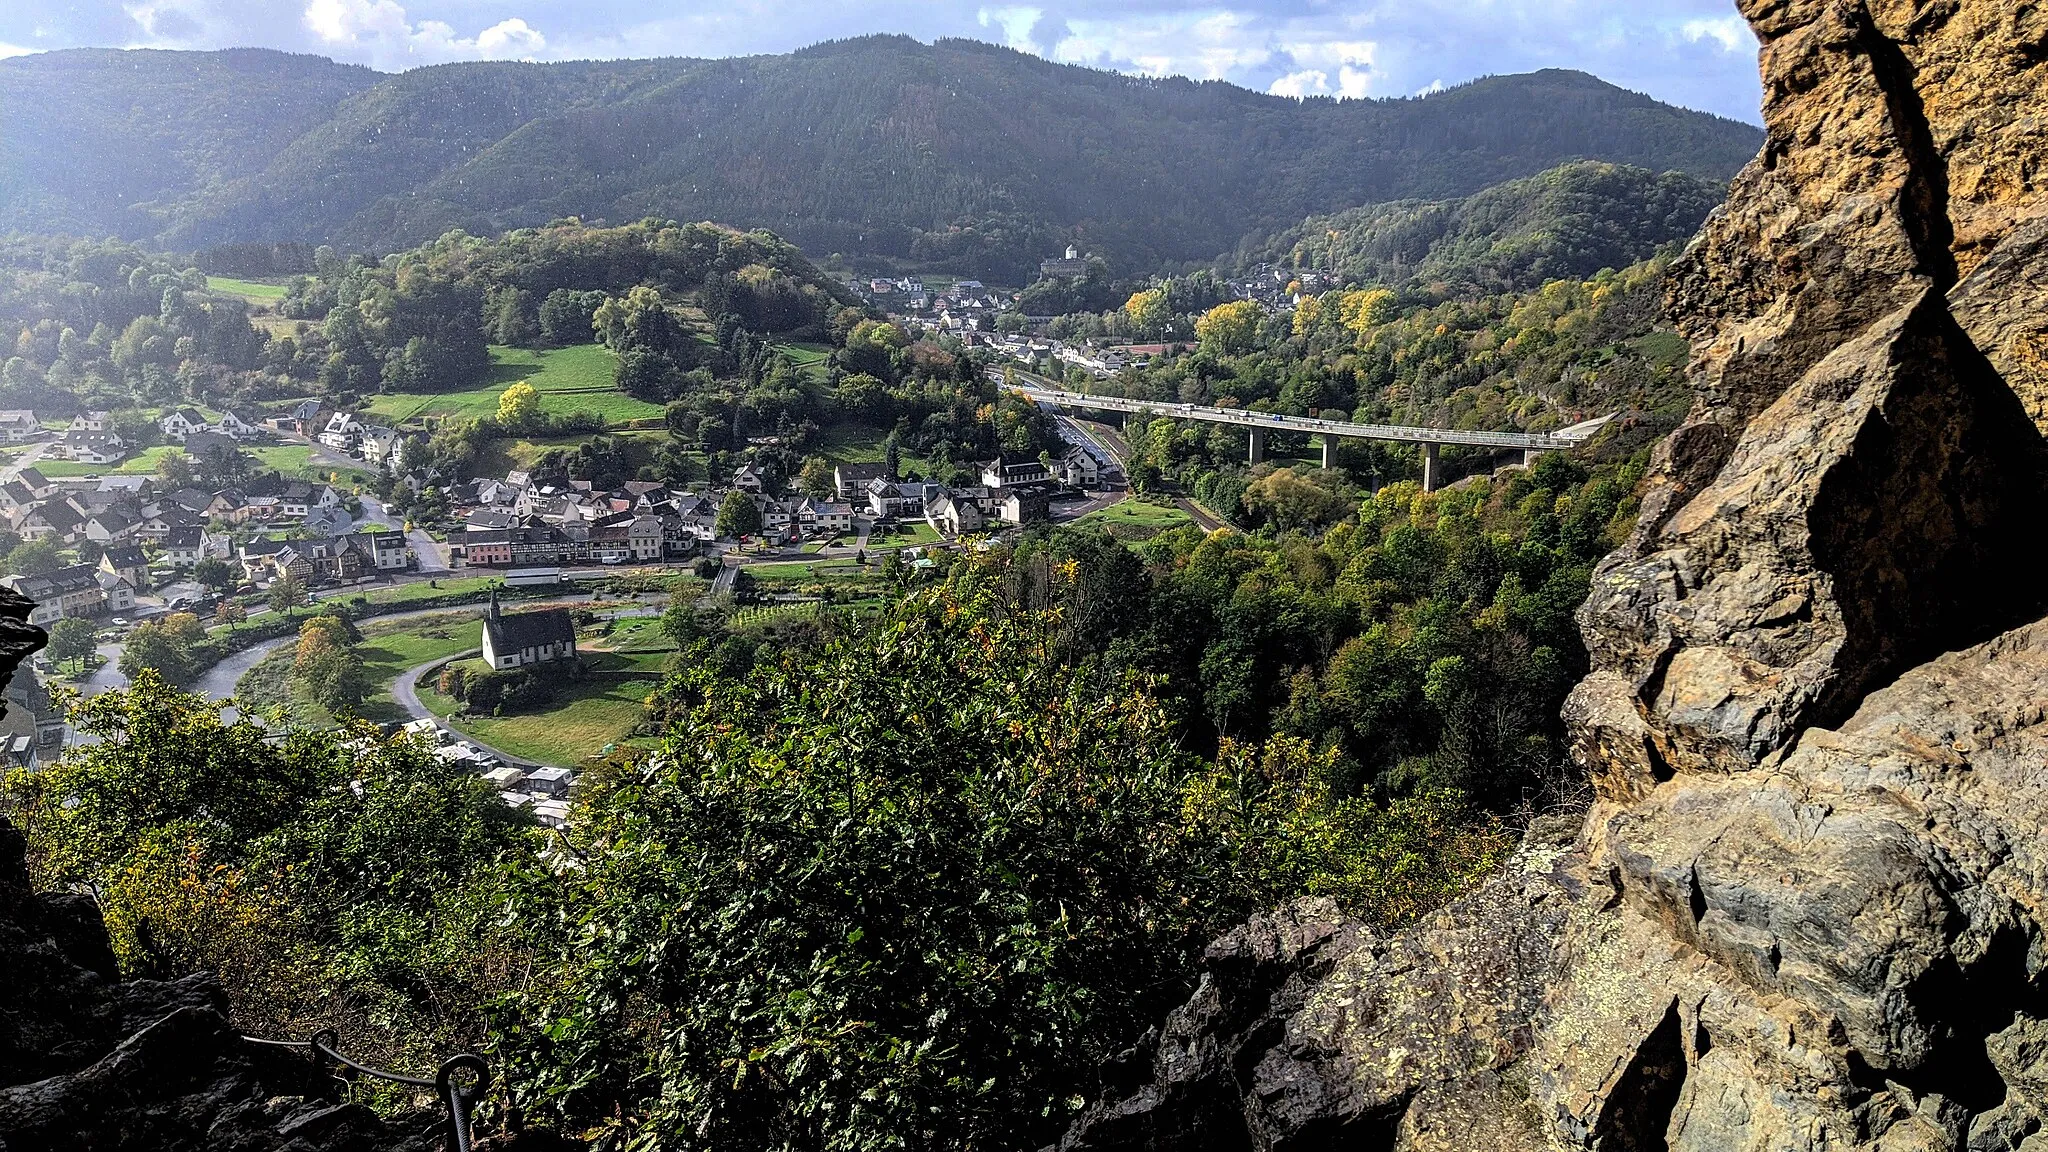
[0,1,1764,123]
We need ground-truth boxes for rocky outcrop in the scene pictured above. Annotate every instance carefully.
[0,585,540,1152]
[0,815,454,1152]
[1061,1,2048,1147]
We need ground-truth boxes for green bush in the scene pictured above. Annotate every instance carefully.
[490,586,1497,1150]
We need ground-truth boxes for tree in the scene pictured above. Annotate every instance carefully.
[118,617,201,684]
[213,601,246,632]
[297,645,367,715]
[201,445,254,488]
[47,616,99,672]
[1195,300,1261,355]
[193,557,233,592]
[592,286,682,355]
[539,288,605,346]
[1241,468,1349,531]
[492,588,1299,1150]
[1333,288,1397,340]
[3,536,63,577]
[1,670,536,1066]
[156,450,196,489]
[497,381,541,429]
[714,490,762,539]
[795,456,835,499]
[1124,288,1171,337]
[268,574,308,616]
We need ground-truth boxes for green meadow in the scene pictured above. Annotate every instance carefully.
[362,344,665,427]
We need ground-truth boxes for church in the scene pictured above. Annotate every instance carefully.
[480,591,577,670]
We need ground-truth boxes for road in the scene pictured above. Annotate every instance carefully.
[1001,373,1611,452]
[386,648,553,769]
[2,440,51,481]
[359,495,449,572]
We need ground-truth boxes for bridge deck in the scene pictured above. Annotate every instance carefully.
[1009,384,1607,451]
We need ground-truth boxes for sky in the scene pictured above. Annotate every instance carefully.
[0,0,1765,123]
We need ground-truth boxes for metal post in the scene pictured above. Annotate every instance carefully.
[1422,443,1439,492]
[1248,427,1266,464]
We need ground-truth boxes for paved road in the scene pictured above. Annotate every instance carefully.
[2,440,51,481]
[360,496,449,573]
[1002,370,1611,452]
[386,648,553,769]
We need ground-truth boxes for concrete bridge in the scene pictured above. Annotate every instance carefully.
[1007,382,1612,491]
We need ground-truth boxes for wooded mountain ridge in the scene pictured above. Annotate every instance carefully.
[0,37,1762,281]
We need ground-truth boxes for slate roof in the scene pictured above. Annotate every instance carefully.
[485,606,576,653]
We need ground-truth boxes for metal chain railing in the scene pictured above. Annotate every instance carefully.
[243,1030,490,1152]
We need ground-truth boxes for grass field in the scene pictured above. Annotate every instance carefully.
[1075,497,1197,539]
[362,344,665,427]
[776,342,833,384]
[34,443,368,483]
[206,276,290,300]
[813,423,933,474]
[419,650,663,764]
[33,446,185,477]
[236,612,483,727]
[247,444,372,481]
[746,559,873,582]
[472,428,676,478]
[874,522,940,547]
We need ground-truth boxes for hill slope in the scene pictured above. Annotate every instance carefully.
[0,38,1761,279]
[1236,161,1728,290]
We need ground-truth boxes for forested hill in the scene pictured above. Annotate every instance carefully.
[0,38,1760,280]
[1232,161,1729,292]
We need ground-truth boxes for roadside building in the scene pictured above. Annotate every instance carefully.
[98,545,149,591]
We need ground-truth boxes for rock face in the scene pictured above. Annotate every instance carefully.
[1061,1,2048,1147]
[0,587,449,1152]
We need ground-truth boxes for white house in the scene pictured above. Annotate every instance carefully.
[926,489,984,536]
[0,411,38,442]
[214,410,260,440]
[1059,446,1101,488]
[68,412,108,433]
[58,430,127,465]
[160,407,207,442]
[798,498,854,535]
[317,411,363,451]
[163,525,224,567]
[358,426,400,466]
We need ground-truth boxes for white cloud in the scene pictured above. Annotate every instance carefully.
[302,0,547,64]
[0,42,33,59]
[976,5,1043,52]
[475,17,545,58]
[1268,37,1374,98]
[1413,78,1444,97]
[304,0,409,45]
[1680,15,1750,53]
[1055,10,1270,81]
[1268,68,1327,97]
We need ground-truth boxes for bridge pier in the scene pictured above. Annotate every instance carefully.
[1422,443,1440,493]
[1248,427,1266,464]
[1320,436,1333,469]
[1523,448,1541,468]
